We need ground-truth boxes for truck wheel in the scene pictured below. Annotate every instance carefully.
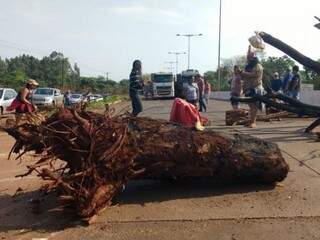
[0,106,3,115]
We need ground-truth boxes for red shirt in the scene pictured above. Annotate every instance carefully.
[196,77,205,95]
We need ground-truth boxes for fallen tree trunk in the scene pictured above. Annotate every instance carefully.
[231,92,320,118]
[4,108,289,220]
[259,32,320,74]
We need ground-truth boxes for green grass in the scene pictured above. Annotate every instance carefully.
[86,95,127,111]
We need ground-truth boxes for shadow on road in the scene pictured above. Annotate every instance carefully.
[0,179,275,235]
[0,189,81,236]
[115,179,275,205]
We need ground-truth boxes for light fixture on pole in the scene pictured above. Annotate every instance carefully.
[217,0,222,90]
[164,61,176,73]
[168,51,186,74]
[176,33,203,70]
[315,16,320,30]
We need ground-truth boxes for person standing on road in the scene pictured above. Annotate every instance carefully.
[230,65,242,110]
[204,78,211,105]
[6,79,39,125]
[288,65,301,100]
[195,74,206,112]
[240,47,264,128]
[184,77,199,106]
[282,67,293,95]
[270,72,282,93]
[63,90,71,107]
[129,59,143,116]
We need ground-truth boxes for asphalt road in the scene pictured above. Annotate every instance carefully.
[1,99,320,240]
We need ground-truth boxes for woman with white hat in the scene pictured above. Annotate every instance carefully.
[7,79,39,125]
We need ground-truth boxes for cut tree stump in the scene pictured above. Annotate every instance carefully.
[4,108,289,220]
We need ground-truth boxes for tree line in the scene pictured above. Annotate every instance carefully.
[1,51,319,94]
[0,51,129,94]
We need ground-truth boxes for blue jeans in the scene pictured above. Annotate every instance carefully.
[130,90,143,116]
[199,95,206,112]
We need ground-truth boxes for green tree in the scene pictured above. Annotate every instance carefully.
[261,55,295,88]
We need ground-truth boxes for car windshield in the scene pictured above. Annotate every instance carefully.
[34,88,54,95]
[0,90,3,99]
[153,75,173,83]
[71,94,82,98]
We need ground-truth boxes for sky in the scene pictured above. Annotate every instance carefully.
[0,0,320,81]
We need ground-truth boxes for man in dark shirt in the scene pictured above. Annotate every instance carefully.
[129,60,143,116]
[288,65,301,100]
[271,72,282,92]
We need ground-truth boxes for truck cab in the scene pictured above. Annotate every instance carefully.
[151,73,175,98]
[175,69,200,98]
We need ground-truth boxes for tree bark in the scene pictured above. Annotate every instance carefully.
[4,108,289,219]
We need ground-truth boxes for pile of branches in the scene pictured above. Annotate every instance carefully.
[4,108,289,221]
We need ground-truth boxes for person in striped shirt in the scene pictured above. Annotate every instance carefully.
[129,59,143,116]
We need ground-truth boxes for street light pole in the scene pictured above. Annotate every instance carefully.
[217,0,222,90]
[176,33,203,70]
[164,61,176,73]
[168,51,186,74]
[105,72,110,95]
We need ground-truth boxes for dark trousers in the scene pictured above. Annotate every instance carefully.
[199,95,206,112]
[130,90,143,116]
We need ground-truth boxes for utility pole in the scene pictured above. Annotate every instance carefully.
[105,72,110,96]
[176,34,203,69]
[217,0,222,90]
[61,59,64,90]
[168,52,186,75]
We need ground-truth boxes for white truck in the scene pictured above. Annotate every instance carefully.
[151,73,175,98]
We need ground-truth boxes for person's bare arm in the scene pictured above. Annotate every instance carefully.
[20,88,32,105]
[240,70,259,79]
[241,65,263,79]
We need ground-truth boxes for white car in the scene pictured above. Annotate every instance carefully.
[88,94,103,102]
[69,94,84,105]
[31,88,63,107]
[0,88,17,114]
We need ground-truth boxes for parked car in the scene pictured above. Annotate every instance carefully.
[31,88,63,107]
[69,94,84,105]
[87,94,103,102]
[0,88,17,114]
[91,94,103,102]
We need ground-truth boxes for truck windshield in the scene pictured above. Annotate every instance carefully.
[0,90,3,99]
[153,75,173,83]
[34,88,54,95]
[181,76,192,83]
